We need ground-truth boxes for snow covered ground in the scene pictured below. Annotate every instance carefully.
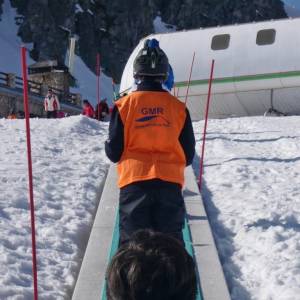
[0,112,299,300]
[193,116,300,300]
[153,15,177,33]
[0,116,109,299]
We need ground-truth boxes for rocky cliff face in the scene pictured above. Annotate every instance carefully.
[1,0,287,82]
[159,0,287,29]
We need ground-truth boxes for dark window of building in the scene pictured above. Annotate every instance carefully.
[256,29,276,45]
[211,34,230,50]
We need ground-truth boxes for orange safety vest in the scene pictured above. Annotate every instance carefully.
[116,91,187,188]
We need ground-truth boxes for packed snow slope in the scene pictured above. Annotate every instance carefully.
[0,116,109,299]
[193,116,300,300]
[1,114,299,300]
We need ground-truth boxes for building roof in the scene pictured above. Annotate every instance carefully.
[28,60,69,74]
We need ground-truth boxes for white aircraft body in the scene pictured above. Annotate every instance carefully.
[120,18,300,120]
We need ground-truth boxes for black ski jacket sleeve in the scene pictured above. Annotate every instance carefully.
[179,108,195,166]
[105,106,195,166]
[105,105,124,163]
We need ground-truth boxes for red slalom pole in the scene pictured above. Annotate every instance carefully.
[96,53,101,120]
[21,46,38,300]
[198,59,215,190]
[184,51,196,105]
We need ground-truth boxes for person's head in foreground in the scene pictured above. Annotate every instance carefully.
[106,230,197,300]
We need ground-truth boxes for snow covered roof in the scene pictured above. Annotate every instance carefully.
[28,60,69,74]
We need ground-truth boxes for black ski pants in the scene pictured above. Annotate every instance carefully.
[119,179,185,245]
[46,111,57,119]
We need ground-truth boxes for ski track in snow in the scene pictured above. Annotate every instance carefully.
[0,116,109,299]
[193,116,300,300]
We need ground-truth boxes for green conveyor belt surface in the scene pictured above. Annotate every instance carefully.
[101,211,203,300]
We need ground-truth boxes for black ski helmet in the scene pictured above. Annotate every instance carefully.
[133,39,169,80]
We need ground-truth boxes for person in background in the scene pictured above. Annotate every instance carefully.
[82,99,95,118]
[7,108,17,119]
[44,88,60,119]
[105,38,195,245]
[106,230,197,300]
[17,111,25,119]
[7,114,17,119]
[95,98,110,121]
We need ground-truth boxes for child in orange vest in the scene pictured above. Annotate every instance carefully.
[105,39,195,244]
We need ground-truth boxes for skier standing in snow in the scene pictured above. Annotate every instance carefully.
[95,98,110,121]
[44,88,60,119]
[7,107,17,119]
[82,99,95,118]
[105,39,195,245]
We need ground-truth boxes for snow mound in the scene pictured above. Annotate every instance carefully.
[193,116,300,300]
[0,116,109,299]
[153,15,176,33]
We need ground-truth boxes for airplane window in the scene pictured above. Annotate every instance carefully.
[256,29,276,45]
[211,34,230,50]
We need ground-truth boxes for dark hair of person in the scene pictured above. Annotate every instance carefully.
[106,230,197,300]
[83,99,89,105]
